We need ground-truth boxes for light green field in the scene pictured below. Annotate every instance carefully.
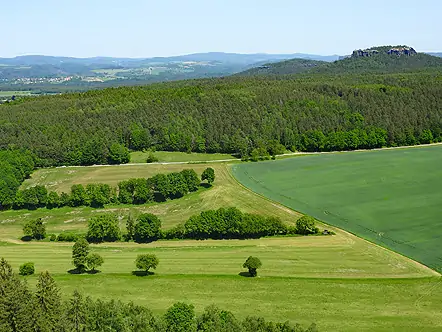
[1,238,441,332]
[232,145,442,272]
[0,91,34,97]
[2,159,441,331]
[130,150,237,163]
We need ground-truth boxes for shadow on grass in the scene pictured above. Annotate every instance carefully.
[238,272,254,278]
[67,269,101,275]
[200,183,213,189]
[132,271,155,277]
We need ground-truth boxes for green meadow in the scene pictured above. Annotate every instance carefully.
[1,154,441,331]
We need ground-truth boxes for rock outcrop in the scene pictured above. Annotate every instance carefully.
[352,46,417,58]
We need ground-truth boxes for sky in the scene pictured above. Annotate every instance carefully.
[2,0,441,58]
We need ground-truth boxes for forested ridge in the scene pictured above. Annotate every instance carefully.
[1,55,442,167]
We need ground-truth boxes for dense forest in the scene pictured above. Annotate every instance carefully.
[1,48,442,168]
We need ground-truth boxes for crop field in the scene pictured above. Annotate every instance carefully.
[232,145,442,272]
[1,158,442,331]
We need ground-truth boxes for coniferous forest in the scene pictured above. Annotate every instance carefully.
[0,70,441,167]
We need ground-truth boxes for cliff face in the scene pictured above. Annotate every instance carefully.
[352,46,417,58]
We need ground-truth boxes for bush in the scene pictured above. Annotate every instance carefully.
[56,232,79,242]
[108,143,130,165]
[135,254,159,273]
[295,216,319,235]
[86,214,121,243]
[19,262,35,276]
[49,234,57,242]
[243,256,262,277]
[146,153,159,163]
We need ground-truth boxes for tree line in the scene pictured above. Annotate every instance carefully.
[0,71,441,167]
[23,208,321,243]
[0,258,317,332]
[3,168,215,211]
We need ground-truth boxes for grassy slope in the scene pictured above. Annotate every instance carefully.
[1,239,441,332]
[232,145,442,271]
[1,158,441,331]
[130,151,236,163]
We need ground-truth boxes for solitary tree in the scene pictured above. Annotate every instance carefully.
[243,256,262,277]
[72,238,89,272]
[23,218,46,240]
[85,253,104,273]
[135,254,159,274]
[201,168,215,185]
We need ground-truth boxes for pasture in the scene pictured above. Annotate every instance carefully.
[232,145,442,271]
[129,151,236,163]
[1,157,441,331]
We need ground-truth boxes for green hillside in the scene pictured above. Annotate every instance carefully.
[237,58,326,76]
[314,46,442,74]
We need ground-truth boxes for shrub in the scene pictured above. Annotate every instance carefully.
[243,256,262,277]
[56,232,79,242]
[108,143,130,164]
[146,153,159,163]
[49,234,57,242]
[295,216,319,235]
[135,254,159,273]
[19,262,35,276]
[86,214,121,243]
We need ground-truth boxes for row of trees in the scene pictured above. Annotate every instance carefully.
[23,211,320,244]
[7,168,215,211]
[0,258,317,331]
[1,71,441,166]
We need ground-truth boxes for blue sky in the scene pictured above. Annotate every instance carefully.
[3,0,441,57]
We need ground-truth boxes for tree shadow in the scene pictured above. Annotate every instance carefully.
[20,236,33,242]
[200,183,212,189]
[238,272,253,278]
[67,269,101,275]
[131,270,155,277]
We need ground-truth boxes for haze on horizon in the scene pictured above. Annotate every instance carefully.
[3,0,441,58]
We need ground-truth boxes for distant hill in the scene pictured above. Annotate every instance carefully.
[311,46,442,74]
[237,58,327,76]
[428,52,442,58]
[0,52,339,92]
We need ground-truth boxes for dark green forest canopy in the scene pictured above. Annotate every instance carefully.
[1,70,442,166]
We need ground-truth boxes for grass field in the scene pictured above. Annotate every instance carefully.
[130,150,237,163]
[8,164,300,239]
[2,157,442,331]
[1,239,441,332]
[232,145,442,272]
[0,90,34,97]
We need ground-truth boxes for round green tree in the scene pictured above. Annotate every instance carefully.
[135,254,159,274]
[295,216,319,235]
[72,238,90,273]
[243,256,262,277]
[134,213,162,243]
[201,168,215,185]
[85,253,104,273]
